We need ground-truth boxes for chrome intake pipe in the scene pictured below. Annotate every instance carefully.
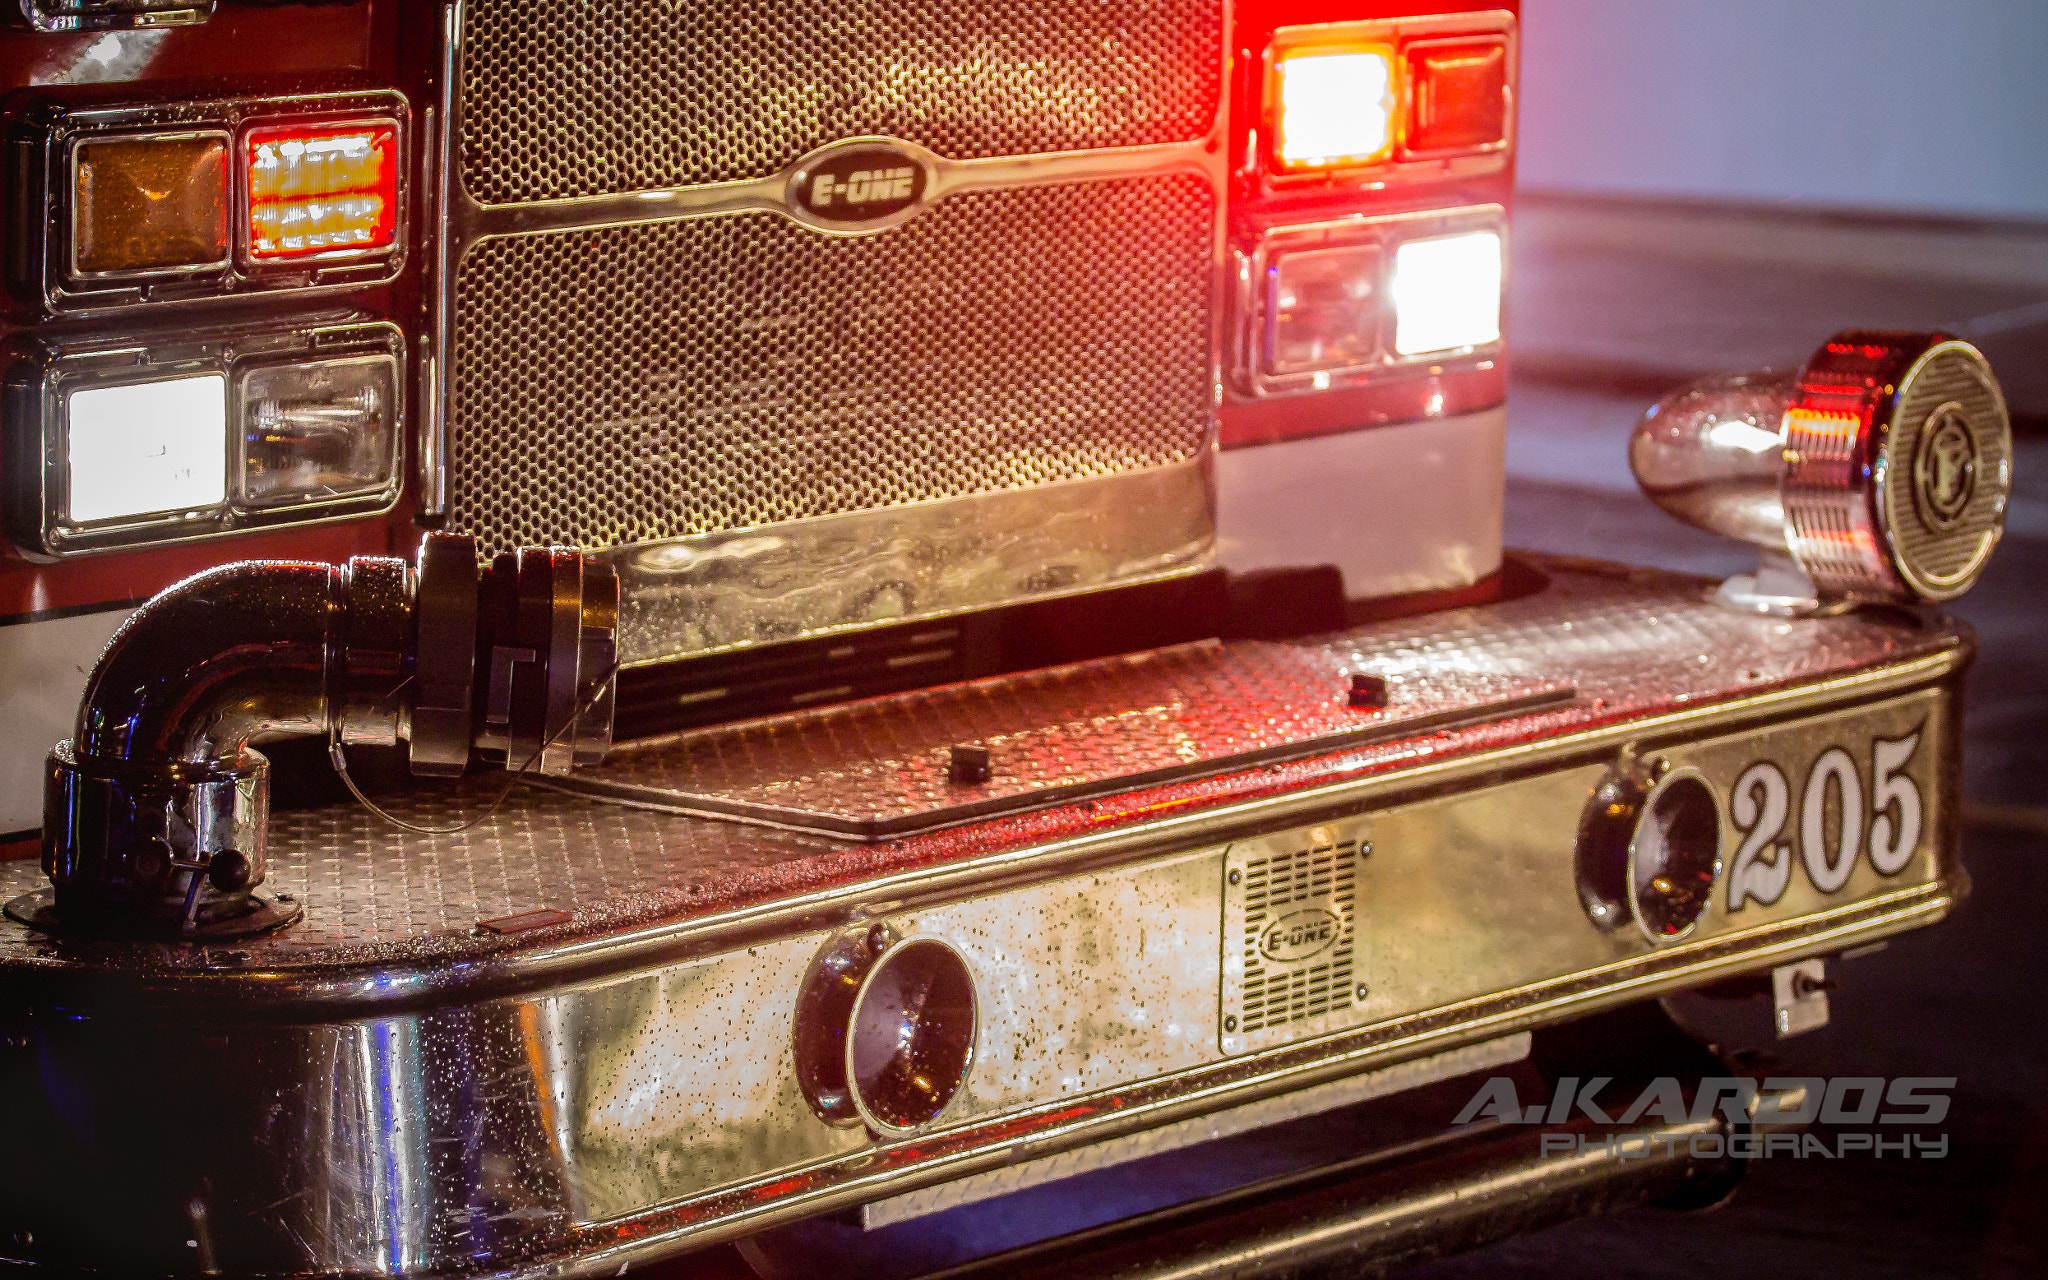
[9,534,617,939]
[1630,330,2011,613]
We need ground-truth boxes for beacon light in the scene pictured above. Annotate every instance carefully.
[1631,330,2012,611]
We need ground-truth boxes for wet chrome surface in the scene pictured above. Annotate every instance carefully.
[423,0,1235,668]
[0,560,1973,1276]
[565,630,1571,837]
[0,560,1964,979]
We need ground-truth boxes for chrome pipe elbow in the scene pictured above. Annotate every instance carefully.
[17,534,618,939]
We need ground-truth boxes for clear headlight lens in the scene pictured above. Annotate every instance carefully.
[1392,230,1503,357]
[239,355,397,508]
[1266,245,1383,375]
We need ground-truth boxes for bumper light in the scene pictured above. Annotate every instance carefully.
[1391,230,1503,357]
[1630,330,2012,609]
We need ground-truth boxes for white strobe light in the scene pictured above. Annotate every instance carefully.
[66,374,228,524]
[1391,230,1502,357]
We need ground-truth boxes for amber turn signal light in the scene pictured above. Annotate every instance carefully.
[72,134,230,276]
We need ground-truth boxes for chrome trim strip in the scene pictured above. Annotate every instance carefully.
[471,139,1219,241]
[860,1033,1532,1228]
[519,645,1970,984]
[419,0,464,518]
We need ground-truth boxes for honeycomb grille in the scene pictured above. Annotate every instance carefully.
[445,175,1216,551]
[457,0,1226,205]
[1237,836,1360,1036]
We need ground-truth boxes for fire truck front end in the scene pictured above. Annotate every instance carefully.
[0,2,2014,1276]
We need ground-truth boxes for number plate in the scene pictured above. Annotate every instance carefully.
[1690,689,1946,926]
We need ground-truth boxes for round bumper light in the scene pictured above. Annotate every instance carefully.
[847,937,978,1135]
[1630,330,2011,610]
[1628,768,1722,943]
[1576,763,1723,944]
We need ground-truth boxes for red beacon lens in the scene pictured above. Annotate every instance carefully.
[245,123,397,260]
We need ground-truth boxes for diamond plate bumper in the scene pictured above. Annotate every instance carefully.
[0,556,1972,1277]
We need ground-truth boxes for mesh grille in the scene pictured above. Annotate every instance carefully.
[446,175,1215,551]
[457,0,1225,205]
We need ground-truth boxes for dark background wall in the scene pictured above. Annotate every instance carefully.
[1517,0,2048,218]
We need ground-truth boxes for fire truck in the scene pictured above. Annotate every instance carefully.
[0,2,2014,1276]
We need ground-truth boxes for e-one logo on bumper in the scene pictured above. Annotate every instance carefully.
[792,144,929,228]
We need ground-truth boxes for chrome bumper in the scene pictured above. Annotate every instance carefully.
[0,556,1969,1277]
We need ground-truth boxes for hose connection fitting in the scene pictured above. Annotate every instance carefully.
[1630,329,2011,615]
[7,533,617,939]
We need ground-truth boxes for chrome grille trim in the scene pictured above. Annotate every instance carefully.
[469,137,1221,240]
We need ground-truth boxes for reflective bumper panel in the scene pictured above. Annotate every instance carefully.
[0,556,1970,1277]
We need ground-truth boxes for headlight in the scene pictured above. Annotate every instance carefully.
[6,319,404,558]
[1390,229,1504,357]
[65,373,229,525]
[1251,207,1506,394]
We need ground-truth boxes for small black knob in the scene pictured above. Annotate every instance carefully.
[207,850,253,893]
[948,744,992,785]
[1348,672,1389,709]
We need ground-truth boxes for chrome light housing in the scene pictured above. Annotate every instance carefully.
[1630,329,2011,612]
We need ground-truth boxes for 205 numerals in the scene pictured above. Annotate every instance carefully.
[1726,727,1926,912]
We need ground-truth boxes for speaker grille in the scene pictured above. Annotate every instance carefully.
[457,0,1226,205]
[1236,836,1360,1036]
